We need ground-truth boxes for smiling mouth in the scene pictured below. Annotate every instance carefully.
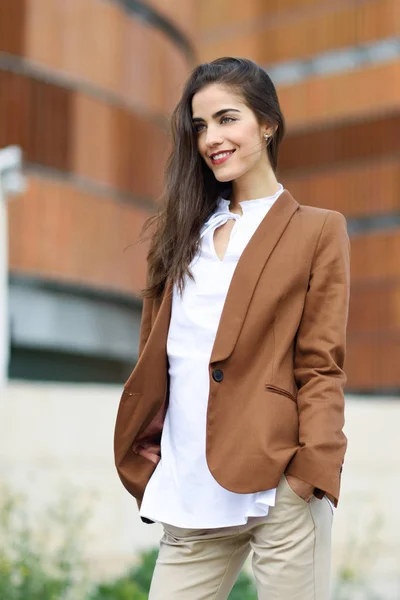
[210,150,236,165]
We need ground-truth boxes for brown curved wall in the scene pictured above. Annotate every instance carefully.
[145,0,198,40]
[22,0,191,116]
[279,61,400,130]
[200,0,399,64]
[8,175,149,295]
[284,157,400,218]
[0,69,170,200]
[200,0,329,30]
[347,230,400,390]
[2,0,197,298]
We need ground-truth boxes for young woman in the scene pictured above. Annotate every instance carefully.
[114,57,350,599]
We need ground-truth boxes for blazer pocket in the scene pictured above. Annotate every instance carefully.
[265,384,297,403]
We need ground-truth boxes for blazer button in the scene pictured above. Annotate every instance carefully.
[212,369,224,382]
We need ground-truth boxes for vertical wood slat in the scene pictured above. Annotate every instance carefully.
[280,113,400,172]
[0,0,25,55]
[0,73,73,171]
[28,78,72,170]
[0,70,72,170]
[0,70,30,149]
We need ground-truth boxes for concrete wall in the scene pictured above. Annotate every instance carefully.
[1,382,399,595]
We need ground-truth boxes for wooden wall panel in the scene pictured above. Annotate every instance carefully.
[0,70,172,199]
[351,230,400,283]
[283,157,400,218]
[0,71,72,171]
[0,71,31,149]
[200,0,399,64]
[122,17,157,112]
[22,0,191,117]
[8,175,150,295]
[71,94,116,188]
[24,0,124,85]
[278,60,400,129]
[346,337,400,391]
[24,0,64,69]
[145,0,198,41]
[72,91,169,199]
[200,0,324,31]
[346,230,400,391]
[0,0,25,55]
[349,284,400,333]
[280,112,400,172]
[62,0,125,94]
[111,107,169,200]
[121,17,189,115]
[343,229,400,391]
[27,78,72,170]
[162,43,190,112]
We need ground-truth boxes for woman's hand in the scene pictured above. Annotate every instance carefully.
[133,444,161,465]
[285,474,315,502]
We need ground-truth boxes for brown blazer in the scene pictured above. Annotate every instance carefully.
[114,190,350,514]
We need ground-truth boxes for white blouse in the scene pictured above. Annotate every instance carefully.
[139,185,285,528]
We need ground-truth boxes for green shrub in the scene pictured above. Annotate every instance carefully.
[0,487,89,600]
[88,549,157,600]
[228,569,257,600]
[129,548,159,594]
[88,578,146,600]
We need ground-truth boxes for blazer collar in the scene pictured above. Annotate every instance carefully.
[210,189,299,363]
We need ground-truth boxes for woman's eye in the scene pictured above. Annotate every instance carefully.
[194,116,236,133]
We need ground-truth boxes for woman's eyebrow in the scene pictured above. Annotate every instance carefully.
[192,108,241,123]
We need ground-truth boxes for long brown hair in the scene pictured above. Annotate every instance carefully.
[143,57,285,298]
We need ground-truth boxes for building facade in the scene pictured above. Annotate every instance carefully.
[1,0,196,382]
[2,0,400,391]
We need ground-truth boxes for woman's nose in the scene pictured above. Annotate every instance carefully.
[205,127,223,148]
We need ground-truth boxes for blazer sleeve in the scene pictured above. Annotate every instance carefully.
[286,210,350,505]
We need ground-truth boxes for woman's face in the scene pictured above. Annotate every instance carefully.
[191,83,271,183]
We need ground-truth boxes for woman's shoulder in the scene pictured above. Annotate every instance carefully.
[295,204,347,229]
[291,204,349,248]
[297,203,345,219]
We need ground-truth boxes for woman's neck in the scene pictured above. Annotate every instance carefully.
[229,166,280,212]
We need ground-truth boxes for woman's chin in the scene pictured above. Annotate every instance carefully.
[212,163,250,183]
[212,168,237,183]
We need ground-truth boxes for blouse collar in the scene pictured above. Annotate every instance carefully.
[200,184,284,239]
[218,183,284,214]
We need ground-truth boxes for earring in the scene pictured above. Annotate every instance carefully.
[264,133,270,145]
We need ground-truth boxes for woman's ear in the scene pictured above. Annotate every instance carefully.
[264,124,278,137]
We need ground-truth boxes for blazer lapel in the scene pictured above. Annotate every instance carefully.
[210,190,299,364]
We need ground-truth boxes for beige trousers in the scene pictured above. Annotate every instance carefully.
[148,475,333,600]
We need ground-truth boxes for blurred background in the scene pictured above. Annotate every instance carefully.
[0,0,399,598]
